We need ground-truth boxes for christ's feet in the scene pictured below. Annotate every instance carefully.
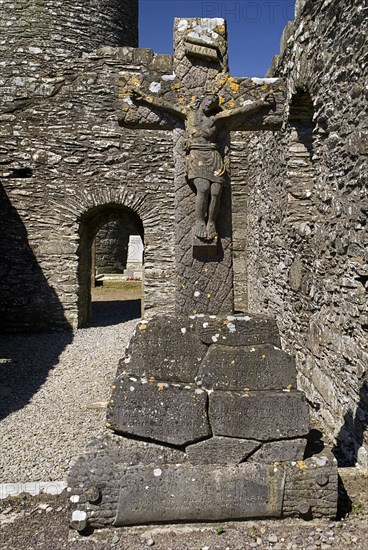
[206,221,217,240]
[194,220,207,239]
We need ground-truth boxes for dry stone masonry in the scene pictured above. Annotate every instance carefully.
[0,0,174,331]
[242,0,368,467]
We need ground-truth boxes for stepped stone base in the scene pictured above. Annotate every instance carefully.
[68,314,338,532]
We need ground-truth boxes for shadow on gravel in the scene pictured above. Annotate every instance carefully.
[0,185,73,420]
[0,331,73,421]
[91,299,141,327]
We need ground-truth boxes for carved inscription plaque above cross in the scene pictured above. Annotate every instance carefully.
[118,18,285,316]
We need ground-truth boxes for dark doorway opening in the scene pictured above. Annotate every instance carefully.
[78,204,144,327]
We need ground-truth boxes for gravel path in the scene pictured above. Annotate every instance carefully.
[0,301,139,483]
[1,300,368,548]
[1,491,368,549]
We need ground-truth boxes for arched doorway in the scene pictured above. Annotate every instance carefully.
[78,204,144,326]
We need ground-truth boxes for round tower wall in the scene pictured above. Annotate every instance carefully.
[0,0,138,90]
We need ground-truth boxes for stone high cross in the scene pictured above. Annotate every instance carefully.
[119,18,285,316]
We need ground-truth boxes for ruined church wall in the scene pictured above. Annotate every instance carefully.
[243,0,367,464]
[0,0,138,112]
[0,47,176,331]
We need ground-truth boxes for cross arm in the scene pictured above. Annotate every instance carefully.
[130,89,187,120]
[215,95,273,126]
[211,76,285,131]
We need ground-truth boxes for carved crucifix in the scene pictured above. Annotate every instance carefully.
[119,18,285,316]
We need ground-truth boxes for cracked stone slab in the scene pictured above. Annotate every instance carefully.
[209,390,309,441]
[107,377,210,446]
[119,316,207,383]
[196,314,281,347]
[114,462,285,525]
[186,436,259,464]
[197,343,297,391]
[82,432,187,466]
[248,438,307,463]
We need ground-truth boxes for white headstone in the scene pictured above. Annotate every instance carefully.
[126,235,143,265]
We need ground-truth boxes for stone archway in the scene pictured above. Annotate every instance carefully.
[77,203,144,326]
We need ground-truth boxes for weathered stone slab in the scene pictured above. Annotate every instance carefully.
[107,377,210,446]
[248,438,306,463]
[120,316,207,382]
[196,314,281,347]
[186,436,259,464]
[83,433,187,466]
[114,463,285,525]
[197,344,297,391]
[209,391,309,441]
[283,450,338,519]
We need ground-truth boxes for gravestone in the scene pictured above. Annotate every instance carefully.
[124,235,143,277]
[68,19,338,533]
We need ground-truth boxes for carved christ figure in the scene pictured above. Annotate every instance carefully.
[131,90,274,240]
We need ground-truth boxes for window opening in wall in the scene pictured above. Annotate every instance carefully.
[10,167,33,178]
[78,205,144,327]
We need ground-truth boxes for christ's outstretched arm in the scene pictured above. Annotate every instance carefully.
[214,94,275,125]
[130,89,187,120]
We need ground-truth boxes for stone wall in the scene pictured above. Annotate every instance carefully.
[244,0,368,465]
[0,46,176,331]
[94,219,141,275]
[0,0,138,112]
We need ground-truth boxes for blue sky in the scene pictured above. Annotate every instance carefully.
[139,0,296,77]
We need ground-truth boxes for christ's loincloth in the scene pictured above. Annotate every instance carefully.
[187,143,225,184]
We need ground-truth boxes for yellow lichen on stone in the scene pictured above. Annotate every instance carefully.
[139,323,147,330]
[193,310,197,314]
[219,96,225,105]
[171,82,181,91]
[287,384,293,390]
[296,460,307,470]
[261,83,268,91]
[207,293,211,298]
[261,354,267,359]
[105,422,111,428]
[131,76,141,87]
[178,97,185,104]
[228,77,240,94]
[229,100,235,108]
[243,387,250,392]
[149,376,155,382]
[157,385,166,392]
[218,74,229,86]
[215,24,226,34]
